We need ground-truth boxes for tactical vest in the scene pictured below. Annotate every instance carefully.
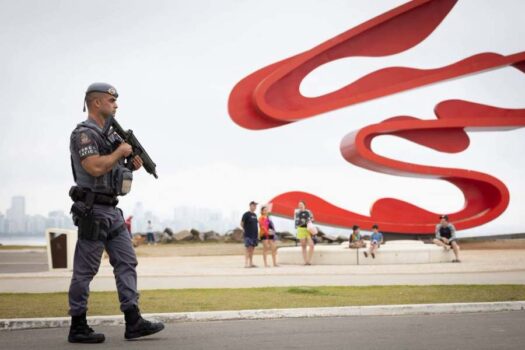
[70,120,132,196]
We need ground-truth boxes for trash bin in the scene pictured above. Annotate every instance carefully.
[45,228,78,271]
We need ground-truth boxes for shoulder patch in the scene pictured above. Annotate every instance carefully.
[79,132,91,145]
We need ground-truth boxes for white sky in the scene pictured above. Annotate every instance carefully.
[0,0,524,236]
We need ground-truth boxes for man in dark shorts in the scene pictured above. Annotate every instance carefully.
[433,215,461,262]
[241,201,259,268]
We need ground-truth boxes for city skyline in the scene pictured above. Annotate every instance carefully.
[0,194,336,238]
[0,194,247,236]
[0,195,74,235]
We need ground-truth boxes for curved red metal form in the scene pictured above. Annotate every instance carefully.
[271,100,525,233]
[227,0,525,234]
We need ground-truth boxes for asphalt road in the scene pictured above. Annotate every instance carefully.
[1,311,524,350]
[0,251,48,273]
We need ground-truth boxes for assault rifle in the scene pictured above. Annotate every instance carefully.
[107,116,159,179]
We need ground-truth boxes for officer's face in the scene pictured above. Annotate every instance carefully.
[99,95,118,118]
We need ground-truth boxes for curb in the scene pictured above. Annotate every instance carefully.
[1,301,524,331]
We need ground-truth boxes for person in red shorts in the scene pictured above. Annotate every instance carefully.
[259,205,278,267]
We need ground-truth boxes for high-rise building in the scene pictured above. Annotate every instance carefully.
[132,202,146,233]
[0,211,6,233]
[27,214,47,234]
[6,196,27,233]
[47,210,74,230]
[171,206,234,232]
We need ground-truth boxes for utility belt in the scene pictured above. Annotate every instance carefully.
[69,186,119,206]
[69,186,124,241]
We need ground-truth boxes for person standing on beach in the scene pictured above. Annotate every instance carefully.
[241,201,259,268]
[294,201,315,265]
[259,205,278,267]
[124,215,133,234]
[146,220,155,245]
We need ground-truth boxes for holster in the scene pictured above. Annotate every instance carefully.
[69,188,111,241]
[77,214,109,241]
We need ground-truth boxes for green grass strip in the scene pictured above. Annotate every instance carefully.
[1,285,524,319]
[0,245,45,250]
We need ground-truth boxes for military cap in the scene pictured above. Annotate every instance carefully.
[85,82,118,98]
[83,82,118,111]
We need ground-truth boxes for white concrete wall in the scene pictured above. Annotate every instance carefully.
[278,241,453,265]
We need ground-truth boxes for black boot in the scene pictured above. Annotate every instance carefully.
[68,313,105,343]
[124,306,165,340]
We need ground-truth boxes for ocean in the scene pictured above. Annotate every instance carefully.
[0,234,47,246]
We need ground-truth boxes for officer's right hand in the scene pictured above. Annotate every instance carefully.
[117,142,133,158]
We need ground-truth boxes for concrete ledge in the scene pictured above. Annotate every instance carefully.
[360,241,453,265]
[2,301,524,331]
[278,241,453,265]
[278,244,358,265]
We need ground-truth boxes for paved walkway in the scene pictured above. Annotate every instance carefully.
[0,249,524,293]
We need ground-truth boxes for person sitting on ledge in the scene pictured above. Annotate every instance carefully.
[433,215,461,263]
[364,224,383,259]
[349,225,365,249]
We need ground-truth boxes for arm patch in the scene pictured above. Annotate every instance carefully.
[75,130,100,160]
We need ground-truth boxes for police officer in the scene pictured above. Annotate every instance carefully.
[68,83,164,343]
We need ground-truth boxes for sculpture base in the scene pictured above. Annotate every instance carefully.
[278,241,454,265]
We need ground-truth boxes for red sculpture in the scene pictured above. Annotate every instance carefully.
[228,0,525,234]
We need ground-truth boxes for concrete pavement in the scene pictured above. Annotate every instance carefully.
[0,249,524,293]
[1,311,524,350]
[0,250,48,273]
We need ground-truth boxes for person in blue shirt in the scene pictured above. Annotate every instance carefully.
[364,224,383,259]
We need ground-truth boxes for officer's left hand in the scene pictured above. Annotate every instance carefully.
[132,155,143,170]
